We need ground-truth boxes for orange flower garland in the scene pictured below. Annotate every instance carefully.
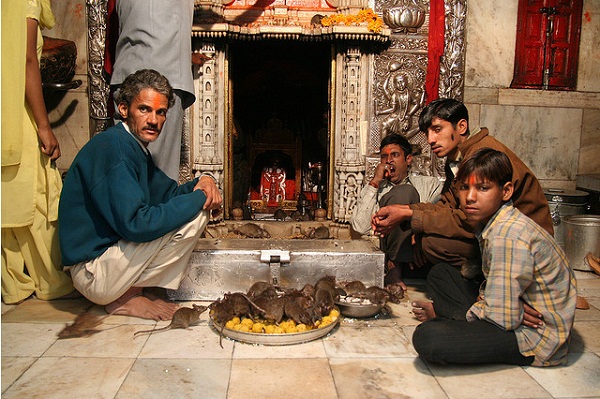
[321,8,384,33]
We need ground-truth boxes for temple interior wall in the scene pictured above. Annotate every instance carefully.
[46,0,599,196]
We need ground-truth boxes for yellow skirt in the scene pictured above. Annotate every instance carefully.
[1,136,72,304]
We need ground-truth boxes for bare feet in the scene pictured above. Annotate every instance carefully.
[105,287,180,321]
[411,300,435,322]
[384,262,407,291]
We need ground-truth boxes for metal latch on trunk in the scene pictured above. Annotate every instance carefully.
[260,250,290,286]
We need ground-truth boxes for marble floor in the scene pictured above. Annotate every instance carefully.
[2,270,600,399]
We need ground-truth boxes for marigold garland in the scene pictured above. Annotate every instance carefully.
[321,8,384,33]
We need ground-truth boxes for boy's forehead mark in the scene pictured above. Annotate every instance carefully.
[468,174,477,185]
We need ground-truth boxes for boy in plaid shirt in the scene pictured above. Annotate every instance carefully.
[412,148,576,366]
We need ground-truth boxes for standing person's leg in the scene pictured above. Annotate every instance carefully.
[68,210,208,320]
[412,318,534,366]
[2,228,36,304]
[147,90,184,181]
[1,215,74,304]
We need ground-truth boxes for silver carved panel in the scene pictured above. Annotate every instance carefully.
[86,0,111,137]
[369,0,466,181]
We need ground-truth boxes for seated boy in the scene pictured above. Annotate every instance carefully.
[411,148,576,367]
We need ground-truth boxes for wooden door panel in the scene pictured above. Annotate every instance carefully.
[511,0,582,90]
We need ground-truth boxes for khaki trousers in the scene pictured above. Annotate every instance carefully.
[68,210,208,305]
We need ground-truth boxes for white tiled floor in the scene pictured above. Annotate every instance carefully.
[2,271,600,399]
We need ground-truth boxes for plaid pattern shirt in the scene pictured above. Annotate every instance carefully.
[467,202,577,366]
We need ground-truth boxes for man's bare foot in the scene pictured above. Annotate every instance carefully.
[411,300,435,322]
[384,264,407,291]
[143,287,169,301]
[105,287,180,321]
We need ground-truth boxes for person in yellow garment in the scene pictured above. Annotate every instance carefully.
[1,0,75,304]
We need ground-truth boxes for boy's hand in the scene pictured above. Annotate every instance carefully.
[522,301,543,328]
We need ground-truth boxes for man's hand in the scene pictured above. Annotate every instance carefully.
[194,175,222,216]
[522,301,543,329]
[371,204,412,237]
[369,162,388,187]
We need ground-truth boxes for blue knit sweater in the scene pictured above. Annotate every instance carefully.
[58,123,206,266]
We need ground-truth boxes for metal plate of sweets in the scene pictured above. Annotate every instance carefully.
[211,316,340,346]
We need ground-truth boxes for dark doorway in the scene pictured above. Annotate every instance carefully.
[229,40,331,212]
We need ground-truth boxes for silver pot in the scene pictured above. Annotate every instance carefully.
[544,188,589,248]
[563,215,600,271]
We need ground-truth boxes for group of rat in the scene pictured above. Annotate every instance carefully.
[59,276,402,342]
[2,0,577,368]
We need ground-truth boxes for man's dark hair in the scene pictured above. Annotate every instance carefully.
[456,148,513,187]
[115,69,175,113]
[380,133,412,159]
[418,98,469,133]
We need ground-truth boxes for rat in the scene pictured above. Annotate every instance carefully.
[361,286,391,305]
[133,304,208,338]
[253,294,286,324]
[339,280,367,296]
[233,222,271,238]
[384,282,405,303]
[314,275,338,300]
[273,209,288,221]
[210,291,268,348]
[314,287,335,317]
[246,281,272,299]
[284,295,316,325]
[305,225,330,239]
[58,312,108,339]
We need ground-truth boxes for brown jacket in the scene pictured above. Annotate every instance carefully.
[410,127,553,239]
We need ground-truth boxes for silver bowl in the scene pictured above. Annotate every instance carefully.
[335,301,383,318]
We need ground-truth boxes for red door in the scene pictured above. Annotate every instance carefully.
[511,0,582,90]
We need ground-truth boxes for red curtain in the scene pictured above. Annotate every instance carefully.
[425,0,445,104]
[103,0,118,76]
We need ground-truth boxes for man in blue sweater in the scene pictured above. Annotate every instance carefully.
[59,69,221,321]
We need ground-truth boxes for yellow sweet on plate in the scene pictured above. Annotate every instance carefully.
[240,318,254,327]
[252,322,265,333]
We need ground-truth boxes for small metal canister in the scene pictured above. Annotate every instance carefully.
[544,188,589,248]
[563,215,600,271]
